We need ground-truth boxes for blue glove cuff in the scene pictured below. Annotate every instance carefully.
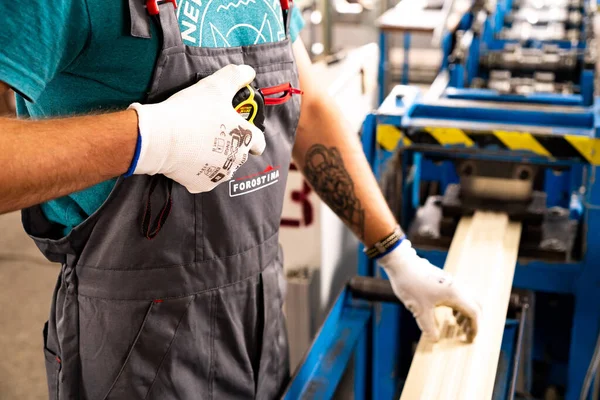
[124,130,142,178]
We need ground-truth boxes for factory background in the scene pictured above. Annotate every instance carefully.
[1,0,599,399]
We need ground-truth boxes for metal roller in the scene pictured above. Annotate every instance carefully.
[499,22,580,41]
[348,276,401,304]
[485,70,575,95]
[481,44,578,71]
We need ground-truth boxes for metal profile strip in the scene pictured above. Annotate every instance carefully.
[399,212,522,400]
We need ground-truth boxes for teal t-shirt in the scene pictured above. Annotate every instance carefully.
[0,0,303,234]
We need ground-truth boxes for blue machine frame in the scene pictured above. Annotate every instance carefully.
[289,0,599,396]
[359,81,600,399]
[283,287,372,399]
[442,0,595,107]
[283,275,523,400]
[369,1,600,395]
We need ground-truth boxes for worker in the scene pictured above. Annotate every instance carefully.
[0,1,480,398]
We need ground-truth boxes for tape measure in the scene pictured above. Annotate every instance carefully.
[232,84,266,131]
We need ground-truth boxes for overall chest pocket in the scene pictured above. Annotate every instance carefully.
[146,41,300,260]
[198,65,301,260]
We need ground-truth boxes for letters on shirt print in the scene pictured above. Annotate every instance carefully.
[177,0,286,47]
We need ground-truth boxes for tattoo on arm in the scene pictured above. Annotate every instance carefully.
[302,144,365,239]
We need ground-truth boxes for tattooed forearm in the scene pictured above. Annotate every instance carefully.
[302,144,366,239]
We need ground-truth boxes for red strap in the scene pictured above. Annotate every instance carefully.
[147,0,177,15]
[280,0,291,10]
[264,92,292,105]
[261,83,292,96]
[261,83,303,106]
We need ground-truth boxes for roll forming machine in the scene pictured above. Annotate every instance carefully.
[284,0,600,398]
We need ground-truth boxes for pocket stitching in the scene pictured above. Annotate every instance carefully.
[102,295,195,400]
[144,295,195,399]
[102,301,156,400]
[43,348,61,400]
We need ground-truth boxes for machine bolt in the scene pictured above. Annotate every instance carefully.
[541,238,566,252]
[419,225,438,238]
[461,164,474,176]
[548,207,568,217]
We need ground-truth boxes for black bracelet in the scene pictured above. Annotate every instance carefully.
[364,225,405,259]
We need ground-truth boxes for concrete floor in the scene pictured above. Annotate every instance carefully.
[0,212,59,400]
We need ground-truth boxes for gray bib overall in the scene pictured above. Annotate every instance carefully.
[22,1,300,398]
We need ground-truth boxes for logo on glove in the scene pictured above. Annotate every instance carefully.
[210,125,253,183]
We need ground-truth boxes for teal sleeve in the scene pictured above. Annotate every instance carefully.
[0,0,90,102]
[289,6,306,42]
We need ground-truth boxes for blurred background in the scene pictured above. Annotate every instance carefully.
[3,0,600,397]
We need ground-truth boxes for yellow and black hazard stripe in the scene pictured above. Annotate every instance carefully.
[376,124,600,165]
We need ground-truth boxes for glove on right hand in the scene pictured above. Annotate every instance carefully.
[378,239,481,342]
[128,64,266,194]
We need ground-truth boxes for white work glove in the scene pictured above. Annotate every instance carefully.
[127,64,266,193]
[378,239,481,342]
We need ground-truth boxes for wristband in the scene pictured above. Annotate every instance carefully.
[365,225,405,259]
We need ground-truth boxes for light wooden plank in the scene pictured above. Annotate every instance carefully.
[400,211,522,400]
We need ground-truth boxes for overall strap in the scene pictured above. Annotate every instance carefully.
[129,0,152,38]
[157,3,184,49]
[128,0,183,50]
[281,0,293,37]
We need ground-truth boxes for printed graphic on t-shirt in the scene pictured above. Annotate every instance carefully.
[177,0,286,47]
